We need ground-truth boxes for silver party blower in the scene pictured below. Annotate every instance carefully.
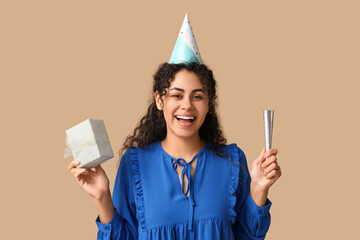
[263,110,274,152]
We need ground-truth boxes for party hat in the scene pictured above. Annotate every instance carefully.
[169,14,203,64]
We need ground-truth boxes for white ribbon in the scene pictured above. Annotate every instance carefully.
[63,135,97,159]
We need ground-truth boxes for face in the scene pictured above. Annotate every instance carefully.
[155,70,209,140]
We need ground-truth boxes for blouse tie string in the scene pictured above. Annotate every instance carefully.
[172,154,198,230]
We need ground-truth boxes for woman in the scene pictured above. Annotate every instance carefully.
[68,62,281,239]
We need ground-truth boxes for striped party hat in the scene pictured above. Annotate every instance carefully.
[169,14,203,64]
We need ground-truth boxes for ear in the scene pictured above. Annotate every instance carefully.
[155,91,163,110]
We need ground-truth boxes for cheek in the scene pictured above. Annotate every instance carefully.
[200,103,209,115]
[196,104,209,123]
[163,99,178,112]
[162,103,175,121]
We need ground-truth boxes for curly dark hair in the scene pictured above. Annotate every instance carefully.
[120,62,227,158]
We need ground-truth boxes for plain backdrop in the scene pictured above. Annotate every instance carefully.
[1,0,359,239]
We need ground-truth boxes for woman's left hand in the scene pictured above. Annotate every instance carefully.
[250,148,281,205]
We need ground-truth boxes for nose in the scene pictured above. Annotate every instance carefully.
[180,96,193,110]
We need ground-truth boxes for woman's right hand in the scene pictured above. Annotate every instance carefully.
[68,160,110,200]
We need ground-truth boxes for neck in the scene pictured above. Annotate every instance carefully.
[161,134,205,162]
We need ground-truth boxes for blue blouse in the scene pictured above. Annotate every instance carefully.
[96,142,272,239]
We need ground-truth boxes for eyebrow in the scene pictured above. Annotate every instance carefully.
[170,87,205,93]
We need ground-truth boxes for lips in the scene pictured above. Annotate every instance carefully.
[175,116,195,121]
[175,115,196,126]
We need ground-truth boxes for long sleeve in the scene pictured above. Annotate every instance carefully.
[95,150,138,240]
[232,147,272,240]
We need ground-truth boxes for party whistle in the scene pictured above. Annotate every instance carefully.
[263,110,274,152]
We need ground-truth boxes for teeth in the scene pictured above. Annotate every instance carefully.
[176,116,195,120]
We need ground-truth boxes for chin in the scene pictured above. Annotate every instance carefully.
[174,130,201,140]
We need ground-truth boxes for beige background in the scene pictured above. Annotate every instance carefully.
[1,0,359,239]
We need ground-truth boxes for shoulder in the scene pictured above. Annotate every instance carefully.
[120,141,161,164]
[122,141,160,154]
[220,143,241,152]
[218,143,246,161]
[130,141,161,156]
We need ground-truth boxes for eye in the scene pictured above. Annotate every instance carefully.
[193,95,204,100]
[172,94,182,99]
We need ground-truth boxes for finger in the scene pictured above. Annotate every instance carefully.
[265,148,278,158]
[264,162,278,175]
[70,166,86,176]
[261,155,277,169]
[94,165,104,173]
[265,168,280,179]
[68,160,81,170]
[82,168,91,175]
[74,168,88,179]
[255,147,266,164]
[70,167,80,175]
[266,165,281,179]
[70,166,83,176]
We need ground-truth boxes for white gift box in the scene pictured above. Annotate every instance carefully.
[65,119,114,168]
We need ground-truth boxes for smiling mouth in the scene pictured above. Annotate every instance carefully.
[175,116,196,123]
